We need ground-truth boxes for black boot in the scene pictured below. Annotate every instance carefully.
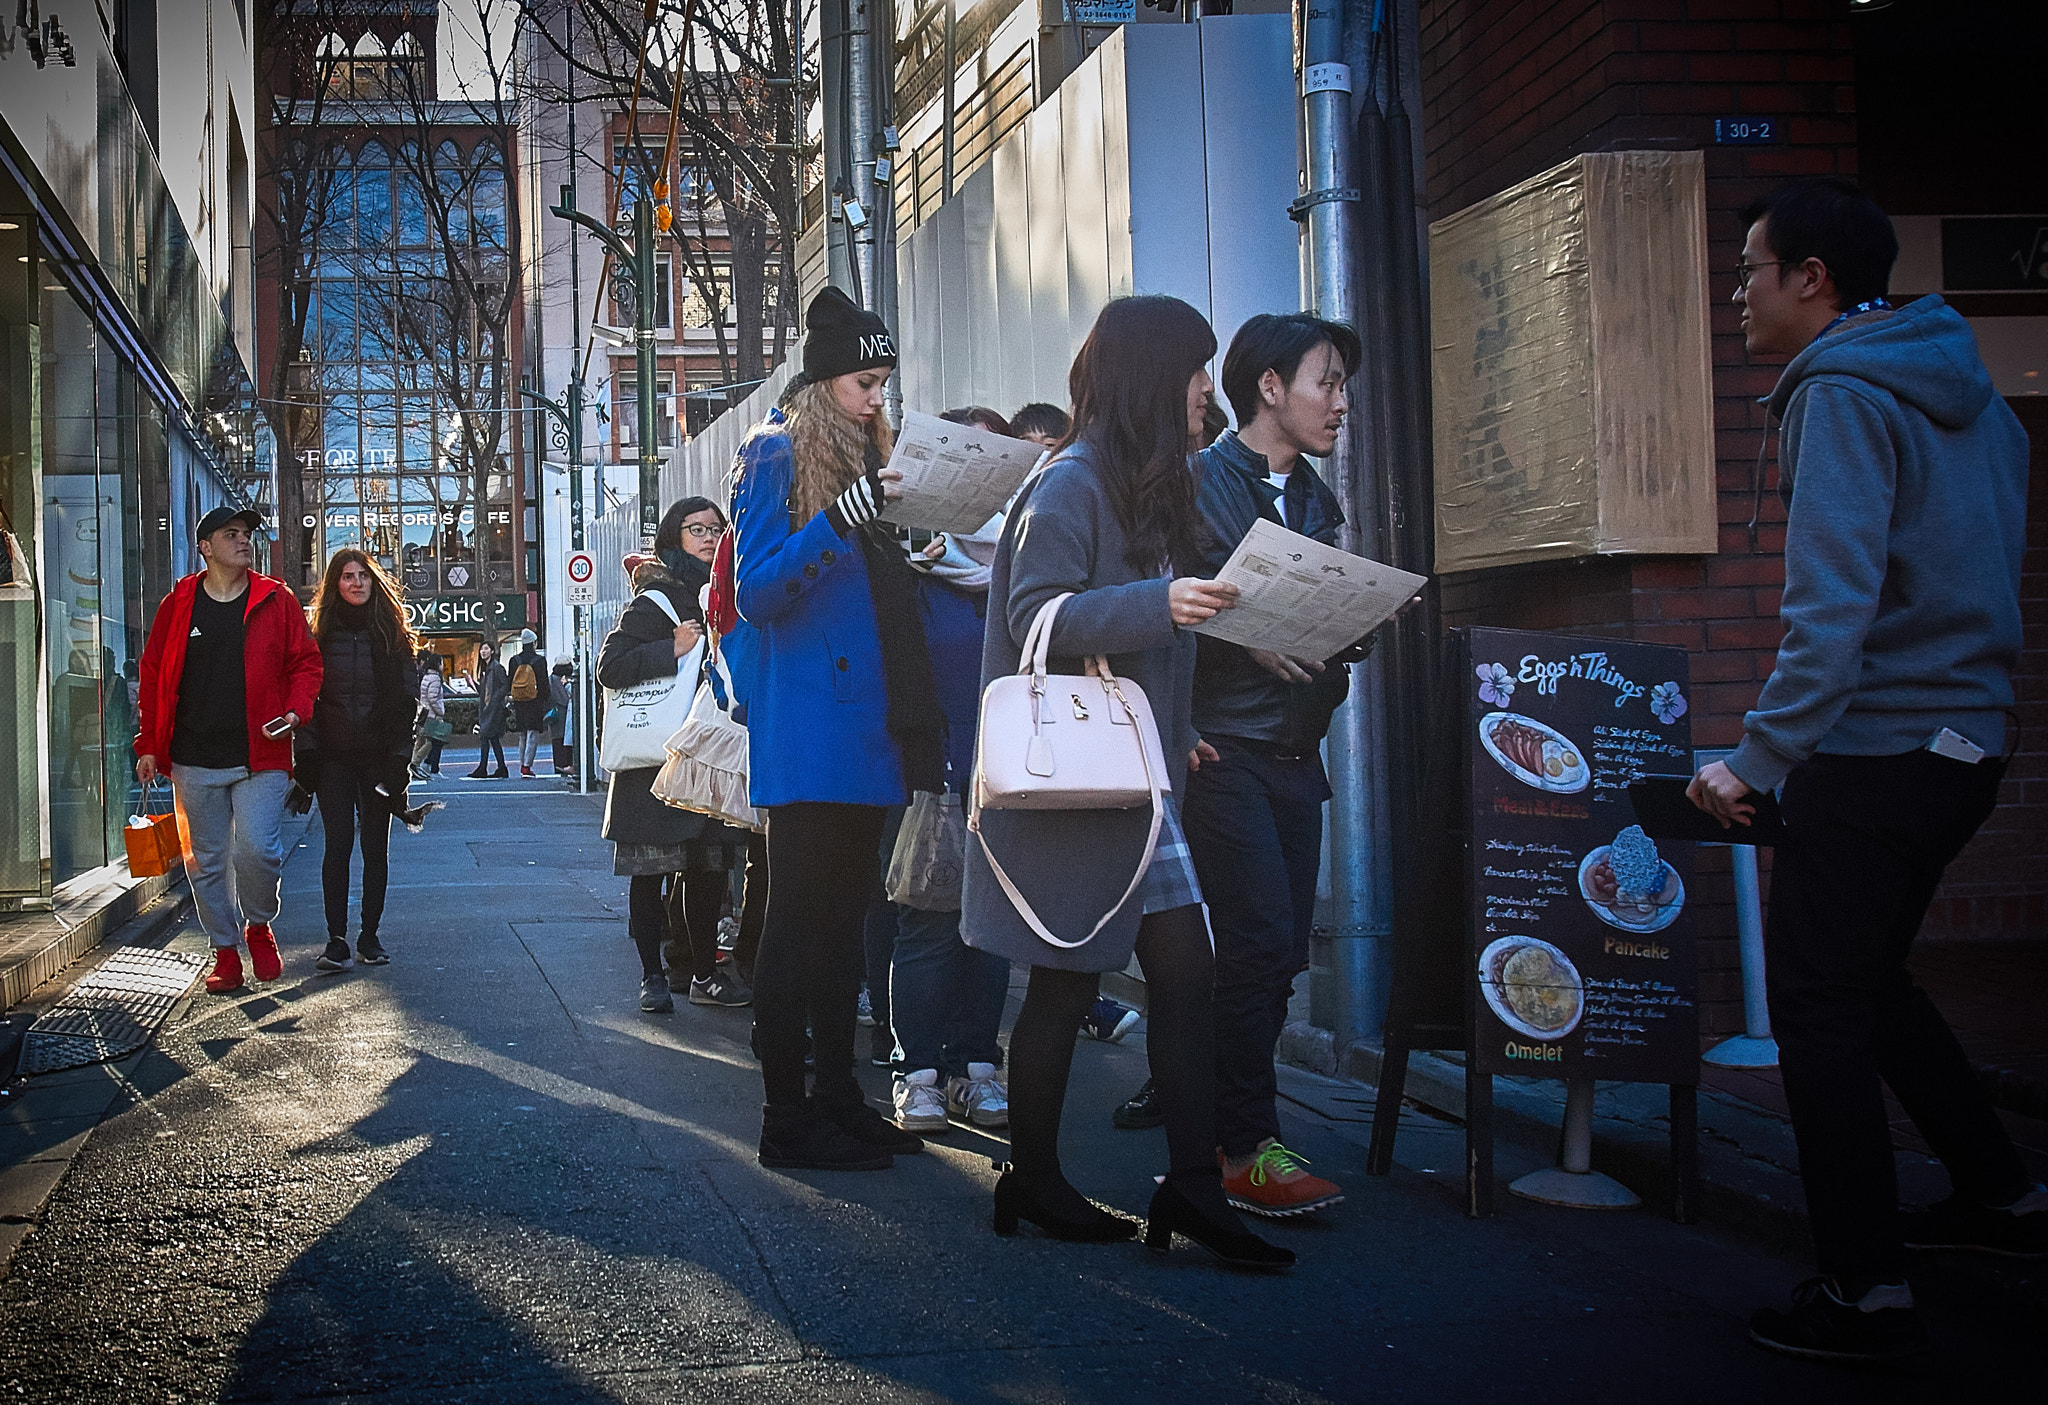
[816,1090,925,1156]
[992,1165,1140,1242]
[1144,1172,1295,1270]
[757,1101,894,1171]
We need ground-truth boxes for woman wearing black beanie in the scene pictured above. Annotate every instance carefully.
[729,287,938,1171]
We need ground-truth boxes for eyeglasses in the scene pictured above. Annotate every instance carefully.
[1734,259,1785,288]
[680,523,723,539]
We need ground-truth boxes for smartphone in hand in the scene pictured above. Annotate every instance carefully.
[262,715,294,739]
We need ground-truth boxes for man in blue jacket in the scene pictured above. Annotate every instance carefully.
[1162,313,1367,1218]
[1689,179,2040,1363]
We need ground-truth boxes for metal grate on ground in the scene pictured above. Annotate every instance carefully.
[15,948,208,1076]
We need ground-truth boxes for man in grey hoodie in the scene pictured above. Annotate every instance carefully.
[1689,179,2039,1363]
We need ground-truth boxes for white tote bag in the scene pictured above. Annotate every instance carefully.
[968,593,1168,949]
[600,590,701,773]
[651,645,763,831]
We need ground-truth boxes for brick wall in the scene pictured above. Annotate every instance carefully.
[1421,0,1861,1039]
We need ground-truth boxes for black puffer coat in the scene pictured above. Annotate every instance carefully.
[598,566,711,846]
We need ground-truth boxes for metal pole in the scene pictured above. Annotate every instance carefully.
[565,21,593,795]
[941,0,955,201]
[634,198,660,546]
[1301,0,1393,1050]
[848,0,880,311]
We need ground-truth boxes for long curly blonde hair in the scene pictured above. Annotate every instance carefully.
[781,378,896,524]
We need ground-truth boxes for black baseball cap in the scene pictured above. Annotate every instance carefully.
[196,506,264,543]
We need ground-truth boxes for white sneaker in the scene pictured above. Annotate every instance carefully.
[893,1068,950,1133]
[945,1062,1009,1129]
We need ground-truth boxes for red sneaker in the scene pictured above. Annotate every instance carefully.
[204,946,245,993]
[520,765,536,778]
[1221,1141,1345,1218]
[245,924,283,982]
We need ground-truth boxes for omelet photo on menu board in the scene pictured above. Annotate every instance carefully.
[1477,711,1590,794]
[1479,937,1585,1041]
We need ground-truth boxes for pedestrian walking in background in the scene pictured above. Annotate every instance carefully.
[1685,179,2041,1364]
[597,499,754,1014]
[506,629,549,777]
[548,659,575,778]
[885,407,1015,1136]
[962,295,1291,1269]
[411,648,446,779]
[467,640,510,780]
[1171,312,1369,1219]
[730,287,934,1172]
[1008,402,1070,449]
[298,549,434,972]
[134,507,322,994]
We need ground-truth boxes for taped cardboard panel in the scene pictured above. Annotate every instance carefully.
[1431,152,1718,574]
[1586,151,1718,555]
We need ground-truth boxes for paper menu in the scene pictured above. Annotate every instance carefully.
[881,410,1044,533]
[1187,518,1427,661]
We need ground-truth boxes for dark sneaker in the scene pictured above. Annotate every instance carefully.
[1749,1278,1929,1364]
[818,1095,926,1156]
[1902,1186,2048,1258]
[856,986,877,1026]
[869,1025,894,1068]
[639,974,674,1013]
[315,938,354,973]
[758,1102,894,1171]
[355,935,390,966]
[1112,1077,1165,1130]
[1081,996,1141,1043]
[688,972,752,1007]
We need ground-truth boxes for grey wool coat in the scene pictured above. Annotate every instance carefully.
[960,441,1198,973]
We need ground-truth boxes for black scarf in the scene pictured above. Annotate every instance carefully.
[659,548,712,620]
[855,446,946,794]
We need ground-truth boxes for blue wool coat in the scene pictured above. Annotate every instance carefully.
[730,410,907,808]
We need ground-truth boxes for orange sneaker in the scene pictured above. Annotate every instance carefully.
[204,946,245,993]
[245,923,283,982]
[1221,1141,1345,1218]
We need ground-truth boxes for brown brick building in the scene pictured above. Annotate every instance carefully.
[1419,0,2046,1037]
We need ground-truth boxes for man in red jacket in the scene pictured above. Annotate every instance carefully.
[137,508,323,992]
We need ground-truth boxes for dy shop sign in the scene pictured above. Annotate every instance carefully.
[404,594,528,632]
[1465,627,1699,1085]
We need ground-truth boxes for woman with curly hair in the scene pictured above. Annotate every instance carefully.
[729,287,937,1172]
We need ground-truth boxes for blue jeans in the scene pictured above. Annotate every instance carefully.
[889,905,1010,1077]
[171,765,292,949]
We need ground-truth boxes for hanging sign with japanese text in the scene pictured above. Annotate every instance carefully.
[1464,627,1699,1084]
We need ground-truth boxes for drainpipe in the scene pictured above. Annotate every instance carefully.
[1299,0,1395,1052]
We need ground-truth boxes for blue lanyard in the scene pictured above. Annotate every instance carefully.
[1819,298,1891,338]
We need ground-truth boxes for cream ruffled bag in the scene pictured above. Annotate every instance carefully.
[652,642,763,831]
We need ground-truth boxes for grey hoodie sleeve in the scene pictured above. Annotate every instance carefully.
[1727,381,1897,792]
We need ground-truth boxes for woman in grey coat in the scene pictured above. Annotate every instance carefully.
[962,296,1290,1269]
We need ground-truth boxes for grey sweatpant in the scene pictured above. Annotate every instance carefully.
[171,765,291,948]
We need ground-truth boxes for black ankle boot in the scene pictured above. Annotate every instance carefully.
[1145,1174,1295,1270]
[758,1101,894,1171]
[992,1165,1140,1242]
[817,1093,925,1156]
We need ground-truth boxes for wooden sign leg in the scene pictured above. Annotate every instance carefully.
[1670,1082,1699,1224]
[1366,1032,1411,1176]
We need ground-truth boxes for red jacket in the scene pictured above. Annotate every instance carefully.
[136,572,324,775]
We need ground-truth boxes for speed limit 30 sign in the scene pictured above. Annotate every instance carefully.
[565,549,597,605]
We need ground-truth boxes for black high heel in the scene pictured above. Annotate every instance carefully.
[1145,1178,1296,1270]
[991,1166,1140,1242]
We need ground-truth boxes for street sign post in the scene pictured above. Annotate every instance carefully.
[565,549,597,605]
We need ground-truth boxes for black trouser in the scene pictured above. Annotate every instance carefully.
[1183,736,1328,1158]
[1766,749,2029,1283]
[1006,905,1218,1180]
[318,752,393,941]
[475,734,505,773]
[754,803,885,1107]
[627,870,728,982]
[735,830,768,981]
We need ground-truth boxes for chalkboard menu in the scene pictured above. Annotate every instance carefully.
[1465,627,1698,1084]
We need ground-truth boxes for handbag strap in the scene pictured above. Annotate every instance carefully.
[967,679,1165,950]
[1015,592,1119,689]
[641,588,684,629]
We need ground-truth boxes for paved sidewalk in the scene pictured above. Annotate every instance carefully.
[0,776,2034,1401]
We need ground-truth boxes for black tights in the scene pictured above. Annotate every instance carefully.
[318,753,392,940]
[754,803,884,1107]
[1007,905,1221,1191]
[627,870,728,981]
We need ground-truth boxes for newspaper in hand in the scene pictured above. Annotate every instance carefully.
[1188,518,1427,662]
[881,410,1043,533]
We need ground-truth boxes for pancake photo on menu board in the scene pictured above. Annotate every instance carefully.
[1478,711,1590,794]
[1578,823,1686,933]
[1478,936,1585,1041]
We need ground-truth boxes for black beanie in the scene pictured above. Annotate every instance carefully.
[801,286,897,383]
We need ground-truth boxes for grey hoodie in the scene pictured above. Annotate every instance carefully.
[1728,295,2029,792]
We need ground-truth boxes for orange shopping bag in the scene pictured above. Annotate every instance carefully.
[122,780,182,878]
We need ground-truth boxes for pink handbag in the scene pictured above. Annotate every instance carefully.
[969,594,1167,949]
